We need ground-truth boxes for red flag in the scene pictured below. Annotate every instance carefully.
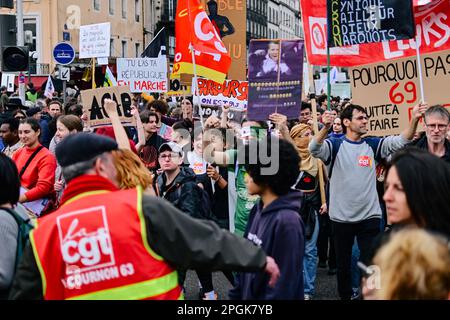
[172,0,231,83]
[301,0,450,66]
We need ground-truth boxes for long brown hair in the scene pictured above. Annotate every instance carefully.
[112,149,153,190]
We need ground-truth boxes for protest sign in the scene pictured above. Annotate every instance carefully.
[167,78,192,96]
[301,0,450,66]
[350,49,450,136]
[80,86,136,128]
[327,0,415,47]
[193,104,245,124]
[117,58,168,93]
[247,39,304,121]
[193,79,248,109]
[79,23,111,59]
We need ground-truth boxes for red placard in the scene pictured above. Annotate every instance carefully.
[301,0,450,66]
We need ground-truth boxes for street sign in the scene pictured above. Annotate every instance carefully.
[1,73,15,92]
[53,42,75,65]
[59,66,71,81]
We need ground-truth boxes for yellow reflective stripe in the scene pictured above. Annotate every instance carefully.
[30,231,47,297]
[67,271,179,300]
[62,190,110,207]
[136,186,163,261]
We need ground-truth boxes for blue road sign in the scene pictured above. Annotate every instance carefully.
[53,42,75,65]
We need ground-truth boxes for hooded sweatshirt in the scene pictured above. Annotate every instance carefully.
[229,189,305,300]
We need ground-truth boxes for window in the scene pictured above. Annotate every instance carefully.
[110,38,115,57]
[93,0,100,11]
[135,0,140,22]
[121,40,127,57]
[122,0,127,19]
[109,0,115,15]
[135,43,140,57]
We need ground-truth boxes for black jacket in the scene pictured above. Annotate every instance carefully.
[156,167,202,219]
[409,135,450,164]
[9,195,267,299]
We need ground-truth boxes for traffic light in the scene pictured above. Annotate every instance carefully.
[2,46,29,71]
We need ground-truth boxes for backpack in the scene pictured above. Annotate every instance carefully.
[2,208,34,269]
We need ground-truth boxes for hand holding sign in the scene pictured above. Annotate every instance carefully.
[322,110,334,129]
[411,102,429,121]
[104,98,119,118]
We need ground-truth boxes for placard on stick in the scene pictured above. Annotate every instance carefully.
[81,86,136,129]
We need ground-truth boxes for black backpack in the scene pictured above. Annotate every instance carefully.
[2,208,34,269]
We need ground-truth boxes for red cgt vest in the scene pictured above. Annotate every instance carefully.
[30,187,182,300]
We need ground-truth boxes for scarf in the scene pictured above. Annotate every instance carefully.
[290,124,319,177]
[60,174,119,206]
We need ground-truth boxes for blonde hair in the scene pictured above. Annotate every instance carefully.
[112,149,153,190]
[373,228,450,300]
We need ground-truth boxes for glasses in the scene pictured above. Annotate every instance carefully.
[425,123,448,131]
[158,152,180,160]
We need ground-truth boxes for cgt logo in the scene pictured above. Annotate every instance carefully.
[57,207,115,274]
[358,156,372,168]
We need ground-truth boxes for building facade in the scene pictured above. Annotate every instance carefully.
[268,0,302,40]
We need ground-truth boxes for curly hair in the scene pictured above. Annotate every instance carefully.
[373,228,450,300]
[112,149,153,190]
[244,136,300,196]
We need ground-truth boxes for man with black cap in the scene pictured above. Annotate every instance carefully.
[9,133,280,300]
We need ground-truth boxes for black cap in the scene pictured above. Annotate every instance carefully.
[26,106,41,117]
[56,133,118,167]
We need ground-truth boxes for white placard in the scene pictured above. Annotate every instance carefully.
[116,57,168,93]
[97,57,109,65]
[79,22,111,59]
[1,73,15,92]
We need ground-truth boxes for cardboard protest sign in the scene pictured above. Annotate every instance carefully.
[79,23,111,59]
[247,39,304,121]
[80,86,136,129]
[194,104,245,124]
[117,58,168,93]
[193,79,248,109]
[327,0,415,47]
[350,49,450,136]
[167,78,191,96]
[301,0,450,66]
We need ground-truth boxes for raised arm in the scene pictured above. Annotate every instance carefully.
[103,98,131,151]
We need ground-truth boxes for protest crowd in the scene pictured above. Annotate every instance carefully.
[0,0,449,302]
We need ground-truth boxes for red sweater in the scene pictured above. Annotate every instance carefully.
[12,144,57,202]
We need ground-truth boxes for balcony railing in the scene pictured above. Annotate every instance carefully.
[29,63,50,75]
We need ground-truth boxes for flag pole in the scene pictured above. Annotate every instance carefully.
[190,44,204,129]
[275,40,282,115]
[415,35,425,103]
[326,44,331,110]
[92,58,96,89]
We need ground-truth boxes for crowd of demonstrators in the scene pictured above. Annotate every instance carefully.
[8,133,280,300]
[1,85,450,301]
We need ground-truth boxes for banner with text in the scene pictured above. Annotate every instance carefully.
[80,86,136,129]
[247,39,304,121]
[350,49,450,136]
[194,104,245,124]
[193,79,248,109]
[301,0,450,66]
[117,58,168,93]
[327,0,415,47]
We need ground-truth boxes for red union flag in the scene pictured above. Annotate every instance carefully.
[301,0,450,66]
[173,0,231,83]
